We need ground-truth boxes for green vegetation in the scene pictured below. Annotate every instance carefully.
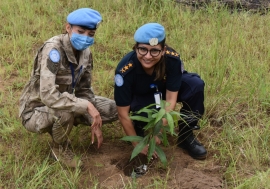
[121,100,181,165]
[0,0,270,188]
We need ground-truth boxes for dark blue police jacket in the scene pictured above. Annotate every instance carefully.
[114,47,183,112]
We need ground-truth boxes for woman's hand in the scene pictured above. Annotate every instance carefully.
[137,140,159,159]
[162,118,168,126]
[155,135,161,145]
[87,102,102,129]
[140,145,149,156]
[91,126,103,149]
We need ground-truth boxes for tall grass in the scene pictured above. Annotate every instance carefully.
[0,0,269,188]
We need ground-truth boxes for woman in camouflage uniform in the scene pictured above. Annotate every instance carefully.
[19,8,118,168]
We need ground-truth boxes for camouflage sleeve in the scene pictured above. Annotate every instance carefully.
[39,46,89,114]
[74,51,95,104]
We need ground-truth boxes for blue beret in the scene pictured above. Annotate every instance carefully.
[67,8,102,30]
[134,23,165,46]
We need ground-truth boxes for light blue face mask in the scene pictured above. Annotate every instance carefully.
[70,33,94,51]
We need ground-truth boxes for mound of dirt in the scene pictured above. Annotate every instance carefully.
[78,137,223,188]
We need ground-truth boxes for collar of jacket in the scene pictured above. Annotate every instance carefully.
[62,34,79,65]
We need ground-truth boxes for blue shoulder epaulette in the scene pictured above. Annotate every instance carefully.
[118,61,135,77]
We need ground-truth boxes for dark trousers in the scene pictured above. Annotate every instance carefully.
[176,71,205,129]
[133,71,205,136]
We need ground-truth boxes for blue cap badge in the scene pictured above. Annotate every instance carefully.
[49,49,60,63]
[115,74,124,87]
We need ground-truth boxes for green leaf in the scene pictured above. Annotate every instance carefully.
[169,111,181,117]
[136,104,156,114]
[130,136,149,161]
[147,137,156,162]
[136,108,155,115]
[165,112,174,134]
[147,109,158,119]
[154,108,166,124]
[159,100,165,109]
[161,127,169,146]
[164,101,170,108]
[157,132,163,141]
[153,120,162,136]
[120,136,143,142]
[172,114,179,125]
[130,115,151,122]
[143,119,155,131]
[155,145,167,166]
[162,125,170,132]
[151,112,157,118]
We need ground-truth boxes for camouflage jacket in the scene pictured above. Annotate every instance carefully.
[19,34,95,123]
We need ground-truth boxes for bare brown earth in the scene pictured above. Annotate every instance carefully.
[75,127,224,189]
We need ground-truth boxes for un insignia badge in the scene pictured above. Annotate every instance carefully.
[149,38,158,46]
[49,49,60,63]
[115,74,124,87]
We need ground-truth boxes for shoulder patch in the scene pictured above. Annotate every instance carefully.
[118,61,134,77]
[49,49,60,63]
[114,74,124,87]
[47,48,60,74]
[165,49,180,59]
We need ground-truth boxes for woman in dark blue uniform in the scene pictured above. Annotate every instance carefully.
[114,23,207,160]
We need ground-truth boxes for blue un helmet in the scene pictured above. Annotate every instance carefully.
[134,23,166,46]
[67,8,102,30]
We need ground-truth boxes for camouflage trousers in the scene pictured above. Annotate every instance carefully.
[23,96,118,144]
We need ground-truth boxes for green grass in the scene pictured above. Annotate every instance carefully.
[0,0,270,188]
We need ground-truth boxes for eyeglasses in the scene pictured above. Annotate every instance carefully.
[136,47,162,57]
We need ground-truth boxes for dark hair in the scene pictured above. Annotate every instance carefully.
[133,39,166,81]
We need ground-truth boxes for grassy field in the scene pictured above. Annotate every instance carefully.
[0,0,270,188]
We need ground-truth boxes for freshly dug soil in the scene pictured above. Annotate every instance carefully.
[78,134,223,188]
[116,153,149,177]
